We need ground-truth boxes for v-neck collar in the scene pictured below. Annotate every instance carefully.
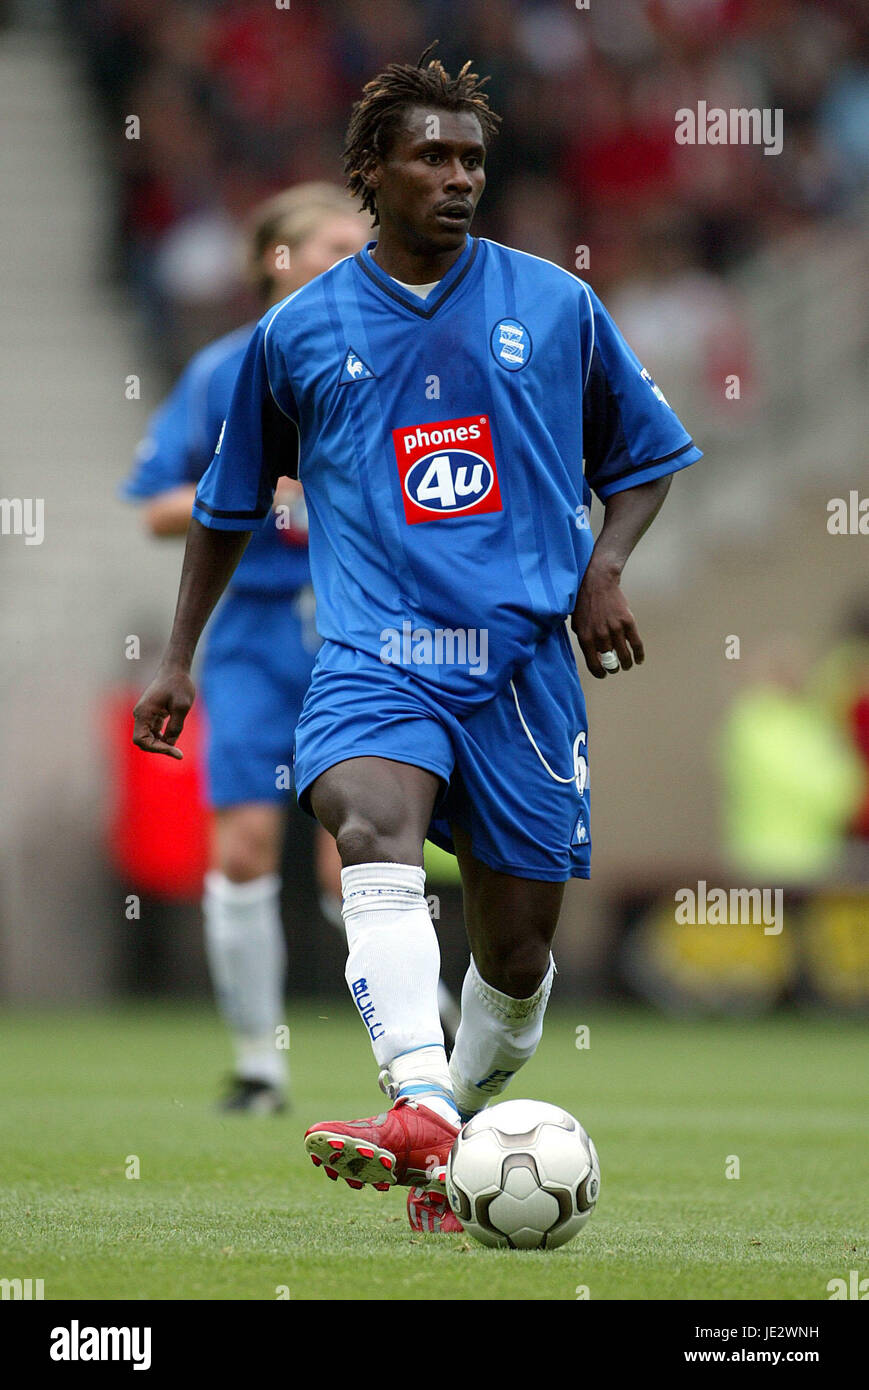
[353,237,479,319]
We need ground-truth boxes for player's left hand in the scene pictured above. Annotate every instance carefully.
[571,561,644,679]
[273,475,303,508]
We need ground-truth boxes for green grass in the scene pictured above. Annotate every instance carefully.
[0,1003,866,1300]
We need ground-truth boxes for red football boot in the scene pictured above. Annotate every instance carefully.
[304,1096,460,1191]
[407,1175,465,1233]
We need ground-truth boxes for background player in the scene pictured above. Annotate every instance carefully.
[131,49,701,1229]
[123,185,366,1112]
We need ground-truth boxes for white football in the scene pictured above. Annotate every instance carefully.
[445,1098,600,1250]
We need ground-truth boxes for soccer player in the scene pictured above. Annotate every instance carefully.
[132,48,702,1227]
[124,185,367,1112]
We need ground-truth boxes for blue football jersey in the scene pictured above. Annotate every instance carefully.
[193,237,701,710]
[122,324,311,597]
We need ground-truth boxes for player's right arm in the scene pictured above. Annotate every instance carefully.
[132,520,252,756]
[121,355,212,536]
[132,318,300,758]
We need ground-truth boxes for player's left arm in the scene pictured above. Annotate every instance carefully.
[143,485,199,537]
[575,285,702,679]
[571,476,671,679]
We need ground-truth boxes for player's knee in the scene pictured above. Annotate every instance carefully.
[478,939,551,1000]
[217,813,279,883]
[335,814,420,869]
[220,845,272,882]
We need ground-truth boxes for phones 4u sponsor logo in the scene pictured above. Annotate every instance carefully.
[392,415,503,524]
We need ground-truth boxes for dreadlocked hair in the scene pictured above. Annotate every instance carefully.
[343,41,501,223]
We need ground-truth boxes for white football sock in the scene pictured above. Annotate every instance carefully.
[203,871,288,1089]
[342,863,459,1126]
[449,955,555,1119]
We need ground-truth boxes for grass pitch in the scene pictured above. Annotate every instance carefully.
[0,1003,866,1301]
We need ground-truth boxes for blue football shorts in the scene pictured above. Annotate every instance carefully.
[293,623,591,882]
[199,587,320,808]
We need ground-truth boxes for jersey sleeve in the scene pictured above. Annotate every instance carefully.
[119,358,210,501]
[192,319,300,532]
[581,286,702,502]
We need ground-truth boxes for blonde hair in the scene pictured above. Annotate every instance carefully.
[245,183,365,298]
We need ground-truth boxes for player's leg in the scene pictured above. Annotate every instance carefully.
[313,813,460,1045]
[199,590,312,1113]
[408,814,570,1231]
[303,754,463,1187]
[312,757,458,1116]
[294,649,470,1187]
[448,825,563,1121]
[408,844,564,1234]
[203,802,289,1111]
[429,624,589,1123]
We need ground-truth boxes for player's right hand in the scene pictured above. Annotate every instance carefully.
[132,666,196,758]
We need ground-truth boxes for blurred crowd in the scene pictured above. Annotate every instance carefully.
[65,0,869,375]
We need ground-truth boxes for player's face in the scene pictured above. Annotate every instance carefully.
[370,106,486,252]
[283,209,367,286]
[264,214,369,307]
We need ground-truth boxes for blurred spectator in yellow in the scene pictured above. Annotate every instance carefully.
[718,637,863,884]
[808,599,869,866]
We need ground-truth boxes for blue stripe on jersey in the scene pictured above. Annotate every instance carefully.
[487,245,561,619]
[193,238,701,711]
[321,267,419,620]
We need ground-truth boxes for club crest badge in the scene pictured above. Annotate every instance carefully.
[490,318,532,372]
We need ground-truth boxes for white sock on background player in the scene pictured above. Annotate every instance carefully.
[341,862,459,1128]
[318,892,345,932]
[437,977,461,1040]
[449,955,555,1120]
[203,871,288,1090]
